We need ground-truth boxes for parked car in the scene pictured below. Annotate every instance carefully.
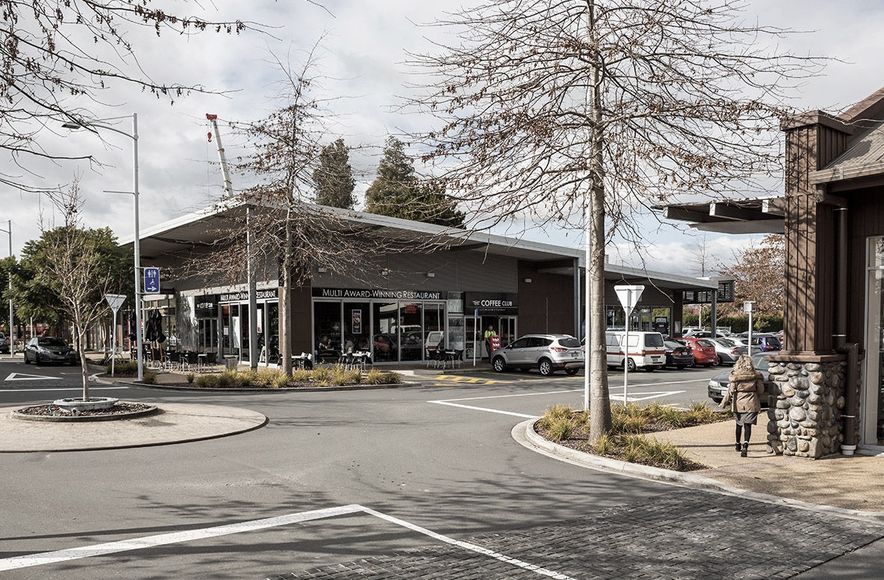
[0,332,8,354]
[491,334,583,376]
[681,336,719,367]
[684,329,730,339]
[711,337,747,366]
[605,330,666,371]
[707,352,774,405]
[23,336,78,365]
[663,339,694,369]
[736,332,782,353]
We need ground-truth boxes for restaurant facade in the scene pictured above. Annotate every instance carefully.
[127,205,718,368]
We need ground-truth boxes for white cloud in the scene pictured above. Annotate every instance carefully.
[1,0,880,263]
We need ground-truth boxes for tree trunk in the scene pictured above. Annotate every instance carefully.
[588,177,611,441]
[280,208,294,376]
[73,319,89,401]
[586,0,611,443]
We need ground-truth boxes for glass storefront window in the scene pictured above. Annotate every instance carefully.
[448,315,465,353]
[373,302,398,362]
[314,301,342,362]
[266,302,280,364]
[344,302,371,352]
[425,303,444,349]
[399,302,423,361]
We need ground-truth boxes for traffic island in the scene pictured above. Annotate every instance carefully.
[12,400,158,422]
[0,403,267,452]
[532,403,730,472]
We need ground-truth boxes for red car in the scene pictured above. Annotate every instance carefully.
[681,336,719,367]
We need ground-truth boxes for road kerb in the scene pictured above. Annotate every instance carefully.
[513,419,884,525]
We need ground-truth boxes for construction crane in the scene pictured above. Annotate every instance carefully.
[206,113,259,369]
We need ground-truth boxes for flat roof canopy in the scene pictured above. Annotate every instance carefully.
[121,202,718,292]
[659,198,785,235]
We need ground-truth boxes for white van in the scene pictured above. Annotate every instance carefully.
[605,331,666,371]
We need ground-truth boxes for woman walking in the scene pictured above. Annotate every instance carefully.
[720,355,765,457]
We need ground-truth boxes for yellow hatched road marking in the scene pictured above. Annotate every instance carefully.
[433,375,501,385]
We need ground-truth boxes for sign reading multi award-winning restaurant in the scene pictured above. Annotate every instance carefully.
[464,292,518,314]
[312,287,444,300]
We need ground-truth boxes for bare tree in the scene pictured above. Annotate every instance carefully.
[184,47,426,375]
[413,0,822,441]
[1,0,257,190]
[40,179,116,400]
[719,234,785,317]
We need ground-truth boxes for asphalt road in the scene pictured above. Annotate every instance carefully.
[0,358,881,579]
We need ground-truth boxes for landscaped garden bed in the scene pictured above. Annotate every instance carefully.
[535,403,731,472]
[105,363,402,389]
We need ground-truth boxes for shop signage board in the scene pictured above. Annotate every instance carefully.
[143,267,161,294]
[463,292,518,314]
[195,294,218,316]
[219,289,278,302]
[312,287,443,301]
[351,309,363,334]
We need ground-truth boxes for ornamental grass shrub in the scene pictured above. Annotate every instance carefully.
[364,369,401,385]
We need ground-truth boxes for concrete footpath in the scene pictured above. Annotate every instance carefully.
[650,420,884,513]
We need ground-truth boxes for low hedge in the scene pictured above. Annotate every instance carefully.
[192,366,401,389]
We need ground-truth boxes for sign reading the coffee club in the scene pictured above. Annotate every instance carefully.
[464,292,518,314]
[312,287,443,301]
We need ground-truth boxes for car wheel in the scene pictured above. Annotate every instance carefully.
[492,356,507,373]
[538,358,554,376]
[624,358,637,372]
[23,352,30,364]
[565,368,579,376]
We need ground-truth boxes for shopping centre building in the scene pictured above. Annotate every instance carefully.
[124,205,718,367]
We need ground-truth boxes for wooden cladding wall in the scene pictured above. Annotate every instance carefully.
[846,187,884,349]
[782,121,849,353]
[784,193,817,352]
[784,123,849,194]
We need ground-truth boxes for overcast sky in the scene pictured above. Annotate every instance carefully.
[6,0,884,276]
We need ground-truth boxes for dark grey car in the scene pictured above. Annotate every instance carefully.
[23,337,78,365]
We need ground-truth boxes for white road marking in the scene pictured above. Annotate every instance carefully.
[4,372,62,382]
[0,504,573,579]
[609,390,686,402]
[0,386,128,393]
[437,389,583,403]
[0,505,365,572]
[429,400,539,419]
[362,506,575,580]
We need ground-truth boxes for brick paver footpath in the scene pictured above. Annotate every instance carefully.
[267,495,884,580]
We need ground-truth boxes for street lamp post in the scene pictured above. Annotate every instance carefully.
[0,220,13,357]
[63,113,142,381]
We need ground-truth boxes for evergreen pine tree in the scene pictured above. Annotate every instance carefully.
[365,137,464,227]
[313,138,356,208]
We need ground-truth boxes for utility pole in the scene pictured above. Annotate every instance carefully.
[207,114,258,369]
[0,220,13,357]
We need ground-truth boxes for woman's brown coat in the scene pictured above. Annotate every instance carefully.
[721,370,764,414]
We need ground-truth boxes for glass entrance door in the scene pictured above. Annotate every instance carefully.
[865,237,884,446]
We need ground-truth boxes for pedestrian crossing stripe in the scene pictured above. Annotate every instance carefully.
[4,372,62,382]
[432,375,501,385]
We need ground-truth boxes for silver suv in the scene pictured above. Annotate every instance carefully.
[490,334,583,376]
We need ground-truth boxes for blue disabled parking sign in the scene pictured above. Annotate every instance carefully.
[143,267,161,294]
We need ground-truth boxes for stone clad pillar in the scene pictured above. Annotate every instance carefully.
[767,357,846,458]
[768,112,852,458]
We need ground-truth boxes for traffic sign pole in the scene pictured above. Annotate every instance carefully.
[615,285,645,406]
[743,301,754,358]
[105,294,126,377]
